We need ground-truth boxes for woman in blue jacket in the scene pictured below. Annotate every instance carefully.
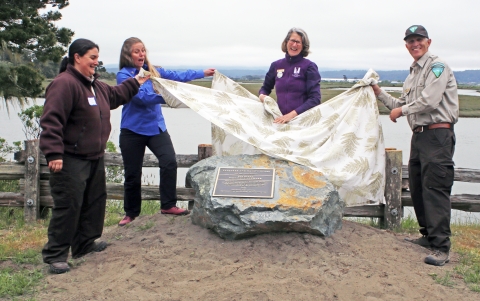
[117,37,215,226]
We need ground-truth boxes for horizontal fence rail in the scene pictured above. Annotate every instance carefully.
[1,141,480,228]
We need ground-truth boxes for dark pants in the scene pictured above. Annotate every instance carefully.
[42,155,106,263]
[119,128,177,217]
[409,128,455,252]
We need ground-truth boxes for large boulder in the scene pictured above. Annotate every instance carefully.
[186,154,344,240]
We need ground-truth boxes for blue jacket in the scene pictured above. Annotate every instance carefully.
[259,54,321,115]
[117,65,204,135]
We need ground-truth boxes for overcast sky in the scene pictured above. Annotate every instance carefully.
[51,0,480,71]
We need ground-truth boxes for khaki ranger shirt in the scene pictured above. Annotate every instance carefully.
[377,51,459,130]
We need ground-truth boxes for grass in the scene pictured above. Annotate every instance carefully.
[458,84,480,90]
[455,250,480,292]
[0,196,163,300]
[395,215,480,291]
[398,214,420,233]
[0,205,479,298]
[104,199,160,227]
[450,222,480,291]
[422,219,480,292]
[0,179,19,193]
[136,220,155,231]
[348,214,480,292]
[0,267,43,298]
[430,271,456,287]
[2,77,477,297]
[0,168,161,299]
[0,207,47,299]
[455,95,480,117]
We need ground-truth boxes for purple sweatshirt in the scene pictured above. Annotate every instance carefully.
[259,53,321,115]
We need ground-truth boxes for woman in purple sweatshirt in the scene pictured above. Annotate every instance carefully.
[259,28,321,124]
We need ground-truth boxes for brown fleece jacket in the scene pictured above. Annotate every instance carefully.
[40,64,140,161]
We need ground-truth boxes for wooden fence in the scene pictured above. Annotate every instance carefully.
[1,140,480,229]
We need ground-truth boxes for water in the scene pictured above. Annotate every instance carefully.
[380,87,480,97]
[332,87,480,97]
[1,99,479,222]
[322,78,362,82]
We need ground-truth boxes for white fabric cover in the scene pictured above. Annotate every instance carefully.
[150,69,385,206]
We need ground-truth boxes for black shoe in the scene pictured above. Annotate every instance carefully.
[404,236,431,248]
[424,250,450,266]
[92,240,108,252]
[49,262,70,274]
[72,241,108,259]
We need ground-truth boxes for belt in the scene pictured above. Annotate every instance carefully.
[413,123,452,133]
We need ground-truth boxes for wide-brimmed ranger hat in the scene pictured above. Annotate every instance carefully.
[404,25,429,41]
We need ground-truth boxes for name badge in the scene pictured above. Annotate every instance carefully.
[88,97,97,106]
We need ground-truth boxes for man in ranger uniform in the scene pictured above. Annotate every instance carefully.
[371,25,459,266]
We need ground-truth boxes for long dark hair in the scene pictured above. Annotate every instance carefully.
[59,38,99,74]
[119,37,160,77]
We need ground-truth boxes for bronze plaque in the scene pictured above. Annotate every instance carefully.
[212,167,275,198]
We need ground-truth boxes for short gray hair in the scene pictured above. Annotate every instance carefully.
[281,27,310,57]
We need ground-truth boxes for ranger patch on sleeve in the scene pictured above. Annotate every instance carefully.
[431,62,445,78]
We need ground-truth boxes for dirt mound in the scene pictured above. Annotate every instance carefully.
[36,214,474,300]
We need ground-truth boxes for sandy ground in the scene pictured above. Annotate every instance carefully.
[34,214,476,301]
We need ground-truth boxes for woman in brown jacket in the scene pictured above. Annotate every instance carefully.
[39,38,149,274]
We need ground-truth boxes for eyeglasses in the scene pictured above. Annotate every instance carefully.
[288,39,302,45]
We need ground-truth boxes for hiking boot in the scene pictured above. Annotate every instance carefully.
[424,250,450,266]
[404,235,431,248]
[91,241,108,253]
[72,241,108,259]
[49,262,70,274]
[119,216,135,226]
[161,206,190,216]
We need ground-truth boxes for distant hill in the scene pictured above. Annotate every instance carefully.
[454,70,480,84]
[321,70,480,84]
[105,67,118,74]
[320,70,408,82]
[105,66,268,79]
[104,64,480,84]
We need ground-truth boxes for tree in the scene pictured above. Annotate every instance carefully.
[0,44,44,112]
[0,0,74,109]
[95,61,106,73]
[95,61,117,81]
[18,104,43,140]
[0,137,21,162]
[105,141,124,184]
[0,104,42,162]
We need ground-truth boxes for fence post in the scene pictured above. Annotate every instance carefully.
[383,149,403,229]
[188,144,213,210]
[198,144,212,161]
[24,139,41,223]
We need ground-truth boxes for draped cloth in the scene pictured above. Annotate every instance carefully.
[150,69,385,206]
